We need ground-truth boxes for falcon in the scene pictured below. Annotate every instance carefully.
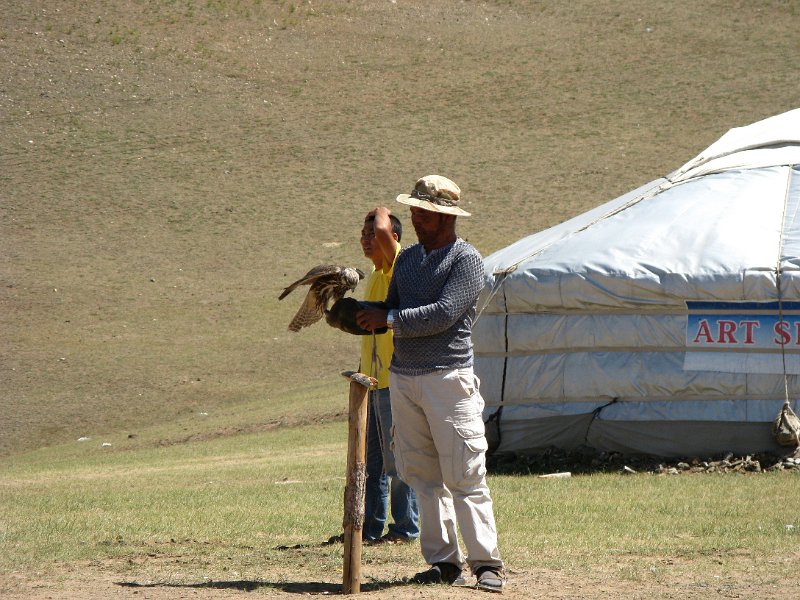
[279,265,365,332]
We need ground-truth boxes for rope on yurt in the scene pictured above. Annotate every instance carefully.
[474,266,514,325]
[583,398,618,445]
[773,270,800,446]
[772,171,800,447]
[483,282,509,456]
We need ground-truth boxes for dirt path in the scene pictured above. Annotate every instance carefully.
[5,555,798,600]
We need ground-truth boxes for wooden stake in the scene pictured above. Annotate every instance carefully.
[340,371,375,594]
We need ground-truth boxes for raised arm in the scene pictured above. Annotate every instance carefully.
[369,206,397,272]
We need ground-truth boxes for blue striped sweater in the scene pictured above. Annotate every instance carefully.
[386,238,484,376]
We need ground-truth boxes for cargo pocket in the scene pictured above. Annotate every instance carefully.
[451,420,488,486]
[454,369,478,398]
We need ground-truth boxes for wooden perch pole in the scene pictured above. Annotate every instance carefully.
[340,370,375,595]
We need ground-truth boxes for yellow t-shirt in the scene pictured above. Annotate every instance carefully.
[360,242,400,389]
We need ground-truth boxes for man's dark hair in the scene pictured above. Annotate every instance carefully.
[365,213,403,242]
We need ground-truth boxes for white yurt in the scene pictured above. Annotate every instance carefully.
[474,108,800,458]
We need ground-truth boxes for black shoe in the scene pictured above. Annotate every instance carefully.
[410,562,466,586]
[475,566,505,593]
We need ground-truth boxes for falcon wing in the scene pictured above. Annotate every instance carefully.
[287,288,326,332]
[278,265,341,300]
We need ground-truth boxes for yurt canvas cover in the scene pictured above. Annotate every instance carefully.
[474,108,800,458]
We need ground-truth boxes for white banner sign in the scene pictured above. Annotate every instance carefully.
[684,301,800,374]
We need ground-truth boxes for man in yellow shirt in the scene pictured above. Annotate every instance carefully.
[360,207,419,544]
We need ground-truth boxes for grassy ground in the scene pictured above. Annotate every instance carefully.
[2,414,799,598]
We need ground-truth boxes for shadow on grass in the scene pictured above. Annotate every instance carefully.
[116,536,415,593]
[116,578,407,593]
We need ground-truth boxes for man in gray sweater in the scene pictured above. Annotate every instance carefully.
[356,175,505,593]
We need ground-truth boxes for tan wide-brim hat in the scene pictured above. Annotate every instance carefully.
[396,174,471,217]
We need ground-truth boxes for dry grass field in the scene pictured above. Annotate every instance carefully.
[4,0,798,458]
[2,1,800,597]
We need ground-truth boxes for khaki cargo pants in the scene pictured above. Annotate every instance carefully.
[389,367,503,573]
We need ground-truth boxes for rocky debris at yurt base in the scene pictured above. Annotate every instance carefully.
[487,446,800,476]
